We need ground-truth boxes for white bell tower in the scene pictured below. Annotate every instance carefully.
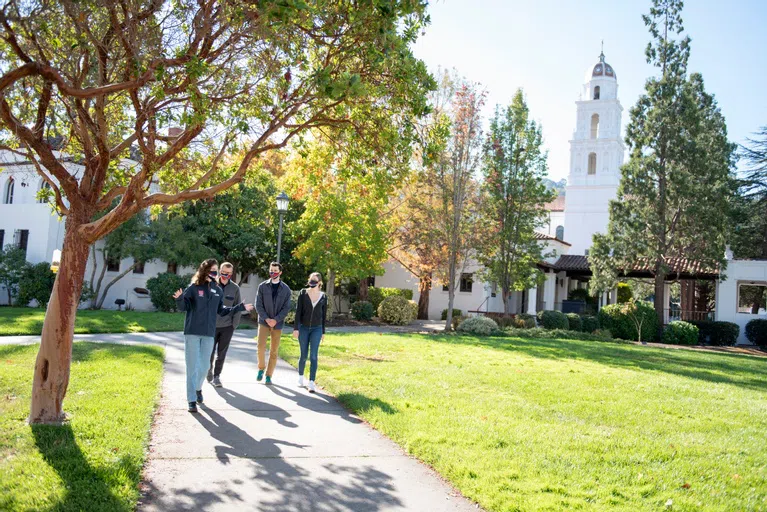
[563,49,625,255]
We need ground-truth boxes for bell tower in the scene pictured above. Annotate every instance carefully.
[563,49,625,255]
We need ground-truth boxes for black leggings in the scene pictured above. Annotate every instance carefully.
[210,325,235,377]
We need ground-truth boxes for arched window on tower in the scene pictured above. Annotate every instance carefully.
[555,225,564,241]
[590,114,599,139]
[593,86,600,100]
[588,153,597,175]
[3,177,14,204]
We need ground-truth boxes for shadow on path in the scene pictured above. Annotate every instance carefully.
[263,383,364,424]
[213,387,298,428]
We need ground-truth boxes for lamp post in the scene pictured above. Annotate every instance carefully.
[275,191,290,263]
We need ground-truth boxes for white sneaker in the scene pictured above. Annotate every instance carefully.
[308,381,317,393]
[298,375,305,388]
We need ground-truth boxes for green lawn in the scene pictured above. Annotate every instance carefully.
[0,307,184,336]
[280,333,767,511]
[0,342,164,511]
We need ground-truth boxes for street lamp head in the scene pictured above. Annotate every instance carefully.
[276,191,289,213]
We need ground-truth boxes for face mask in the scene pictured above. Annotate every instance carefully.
[208,271,218,279]
[220,273,231,281]
[308,281,319,288]
[270,271,280,279]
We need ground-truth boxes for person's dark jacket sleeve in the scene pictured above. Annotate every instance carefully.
[274,286,292,324]
[175,285,193,311]
[321,294,327,334]
[217,297,246,317]
[255,283,268,319]
[232,285,243,328]
[294,289,304,331]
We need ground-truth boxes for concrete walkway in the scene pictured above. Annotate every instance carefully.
[125,330,477,512]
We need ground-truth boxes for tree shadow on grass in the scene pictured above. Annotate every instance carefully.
[336,393,398,415]
[441,334,767,392]
[32,424,131,512]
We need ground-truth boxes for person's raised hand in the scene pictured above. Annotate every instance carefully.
[244,304,254,312]
[173,288,183,299]
[292,330,299,339]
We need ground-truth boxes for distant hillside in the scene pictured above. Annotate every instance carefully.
[543,178,567,197]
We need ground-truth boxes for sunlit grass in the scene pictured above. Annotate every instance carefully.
[0,308,184,335]
[281,333,767,511]
[0,342,164,511]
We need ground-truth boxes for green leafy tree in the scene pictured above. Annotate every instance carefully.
[478,90,554,313]
[0,245,29,305]
[732,127,767,258]
[0,1,432,422]
[17,262,56,309]
[589,0,737,337]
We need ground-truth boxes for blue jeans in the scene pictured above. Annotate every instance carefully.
[184,335,214,403]
[298,325,323,381]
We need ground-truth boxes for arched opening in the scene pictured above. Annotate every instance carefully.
[593,86,600,100]
[38,181,51,203]
[590,114,599,139]
[588,153,597,175]
[3,177,14,204]
[555,225,564,241]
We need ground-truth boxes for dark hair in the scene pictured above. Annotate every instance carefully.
[269,261,283,272]
[192,258,218,286]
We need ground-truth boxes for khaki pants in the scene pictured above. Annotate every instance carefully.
[257,324,282,377]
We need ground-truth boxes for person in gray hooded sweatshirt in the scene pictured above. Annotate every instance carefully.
[207,262,242,388]
[174,258,253,413]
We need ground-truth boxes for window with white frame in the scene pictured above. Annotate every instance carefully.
[738,282,767,314]
[4,177,14,204]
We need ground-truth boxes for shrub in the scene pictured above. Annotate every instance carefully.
[146,273,192,312]
[517,313,537,329]
[452,315,464,331]
[457,316,499,336]
[17,262,55,308]
[598,301,658,342]
[662,321,699,345]
[351,300,375,321]
[408,300,418,320]
[617,282,633,303]
[378,295,415,325]
[537,310,569,330]
[441,308,463,321]
[691,320,739,346]
[368,287,413,311]
[565,313,582,331]
[745,319,767,348]
[581,315,599,333]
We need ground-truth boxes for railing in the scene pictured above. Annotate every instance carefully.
[665,309,714,323]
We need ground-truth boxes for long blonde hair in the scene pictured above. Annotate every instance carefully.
[308,272,323,290]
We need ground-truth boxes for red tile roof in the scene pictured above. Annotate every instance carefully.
[552,255,719,277]
[534,231,571,246]
[545,195,566,212]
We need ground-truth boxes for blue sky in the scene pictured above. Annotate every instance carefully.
[412,0,767,181]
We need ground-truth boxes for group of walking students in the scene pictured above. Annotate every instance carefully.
[173,259,327,413]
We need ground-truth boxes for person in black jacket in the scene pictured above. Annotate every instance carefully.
[173,258,253,412]
[292,272,327,393]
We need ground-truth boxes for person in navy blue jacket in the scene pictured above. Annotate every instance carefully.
[173,258,253,413]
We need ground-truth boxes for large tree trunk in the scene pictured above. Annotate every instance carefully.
[359,277,369,302]
[95,262,138,309]
[653,270,666,342]
[445,255,457,331]
[417,273,431,320]
[502,286,511,314]
[91,249,108,309]
[29,218,90,424]
[325,269,336,321]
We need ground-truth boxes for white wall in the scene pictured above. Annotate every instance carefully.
[715,259,767,344]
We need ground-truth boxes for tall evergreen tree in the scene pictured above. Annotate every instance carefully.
[732,127,767,258]
[479,90,554,313]
[589,0,737,337]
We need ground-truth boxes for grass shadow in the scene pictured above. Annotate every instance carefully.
[31,424,130,512]
[337,393,398,415]
[439,333,767,392]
